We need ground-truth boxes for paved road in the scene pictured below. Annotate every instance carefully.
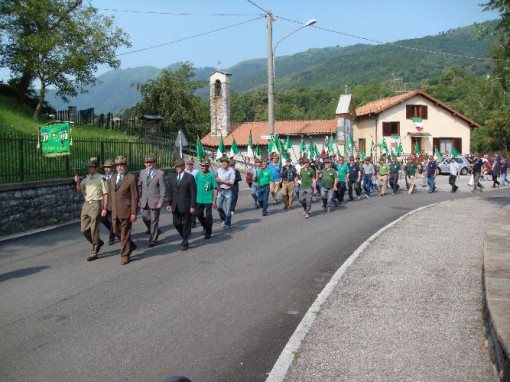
[0,175,505,381]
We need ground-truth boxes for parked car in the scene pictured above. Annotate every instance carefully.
[437,156,470,175]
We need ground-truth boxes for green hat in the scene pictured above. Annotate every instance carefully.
[219,155,229,163]
[103,158,115,167]
[174,158,185,167]
[200,159,210,166]
[323,158,331,163]
[87,157,100,167]
[114,155,127,165]
[144,153,157,162]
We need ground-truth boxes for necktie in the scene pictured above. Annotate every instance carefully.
[147,170,152,184]
[177,173,182,186]
[116,174,123,188]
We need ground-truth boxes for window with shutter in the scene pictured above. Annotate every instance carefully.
[406,105,428,119]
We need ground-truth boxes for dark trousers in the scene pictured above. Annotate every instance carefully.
[258,184,270,215]
[100,209,116,243]
[230,183,239,212]
[449,174,458,192]
[389,173,400,193]
[492,173,500,187]
[347,179,361,199]
[172,208,191,248]
[336,181,346,202]
[141,207,161,244]
[196,203,213,235]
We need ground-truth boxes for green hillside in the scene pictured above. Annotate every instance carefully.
[45,20,497,113]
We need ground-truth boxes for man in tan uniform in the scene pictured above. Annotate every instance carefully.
[74,157,108,262]
[109,155,138,265]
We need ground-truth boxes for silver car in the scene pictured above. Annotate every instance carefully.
[437,157,470,175]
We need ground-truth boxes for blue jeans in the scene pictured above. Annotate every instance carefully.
[363,174,373,195]
[257,184,270,215]
[502,173,509,186]
[216,189,232,226]
[427,176,436,192]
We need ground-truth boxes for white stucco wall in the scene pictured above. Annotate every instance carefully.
[354,95,473,157]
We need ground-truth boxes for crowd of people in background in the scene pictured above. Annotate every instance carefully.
[73,150,508,265]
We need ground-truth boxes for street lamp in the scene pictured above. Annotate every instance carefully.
[267,15,316,136]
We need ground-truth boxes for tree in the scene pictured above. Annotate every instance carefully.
[0,0,130,120]
[132,63,209,139]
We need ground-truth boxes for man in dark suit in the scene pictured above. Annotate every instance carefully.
[166,158,196,251]
[109,155,138,265]
[138,153,166,247]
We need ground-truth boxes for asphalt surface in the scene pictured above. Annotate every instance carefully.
[0,174,506,381]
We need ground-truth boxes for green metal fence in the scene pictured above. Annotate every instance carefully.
[0,133,178,184]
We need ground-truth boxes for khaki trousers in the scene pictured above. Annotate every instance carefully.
[80,200,102,255]
[271,181,281,202]
[407,175,416,194]
[377,175,388,195]
[281,180,295,207]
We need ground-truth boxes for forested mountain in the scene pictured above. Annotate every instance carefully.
[45,21,496,113]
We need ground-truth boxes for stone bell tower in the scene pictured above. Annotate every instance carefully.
[210,70,232,138]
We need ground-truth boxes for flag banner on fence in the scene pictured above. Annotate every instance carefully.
[39,123,71,157]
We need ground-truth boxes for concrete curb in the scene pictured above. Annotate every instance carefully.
[483,204,510,381]
[266,202,439,382]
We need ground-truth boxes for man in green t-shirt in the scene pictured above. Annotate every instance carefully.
[335,156,349,204]
[195,160,218,239]
[320,158,338,213]
[256,160,274,216]
[297,158,317,219]
[405,157,418,194]
[377,157,390,196]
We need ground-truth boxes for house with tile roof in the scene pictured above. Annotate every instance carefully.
[201,71,479,162]
[353,89,480,157]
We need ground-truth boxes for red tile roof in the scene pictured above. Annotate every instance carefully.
[355,89,480,127]
[201,119,336,147]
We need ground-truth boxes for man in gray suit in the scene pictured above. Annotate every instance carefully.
[138,153,166,247]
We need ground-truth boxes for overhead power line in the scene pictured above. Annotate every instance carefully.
[276,15,500,62]
[118,16,265,56]
[99,8,261,17]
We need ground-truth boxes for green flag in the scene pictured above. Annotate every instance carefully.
[255,145,261,158]
[347,135,354,153]
[370,138,375,158]
[435,147,442,160]
[39,123,71,157]
[285,135,292,149]
[300,137,307,154]
[230,137,240,157]
[308,138,315,157]
[216,135,225,160]
[451,146,459,157]
[414,140,420,155]
[196,136,205,161]
[328,133,334,153]
[361,150,366,161]
[268,138,274,155]
[247,130,254,158]
[381,137,388,153]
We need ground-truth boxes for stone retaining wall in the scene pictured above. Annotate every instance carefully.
[0,169,175,237]
[0,179,83,236]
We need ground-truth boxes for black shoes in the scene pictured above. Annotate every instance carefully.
[148,242,156,248]
[180,245,188,251]
[87,255,97,262]
[204,234,211,240]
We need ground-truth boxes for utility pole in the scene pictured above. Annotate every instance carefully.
[267,11,275,136]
